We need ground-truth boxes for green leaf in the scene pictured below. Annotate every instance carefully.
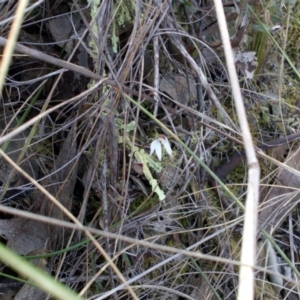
[140,150,162,173]
[125,121,136,132]
[251,24,270,33]
[135,150,165,201]
[284,0,296,5]
[262,112,270,124]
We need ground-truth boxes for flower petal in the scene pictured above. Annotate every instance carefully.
[159,137,172,157]
[150,139,162,160]
[150,139,159,155]
[154,140,162,160]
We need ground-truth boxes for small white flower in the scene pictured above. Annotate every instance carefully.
[150,136,172,161]
[271,24,282,33]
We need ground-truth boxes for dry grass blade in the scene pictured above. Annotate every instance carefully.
[214,1,260,299]
[259,149,300,234]
[0,0,30,96]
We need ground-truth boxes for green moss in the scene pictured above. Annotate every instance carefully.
[129,194,159,217]
[114,0,135,27]
[287,3,300,69]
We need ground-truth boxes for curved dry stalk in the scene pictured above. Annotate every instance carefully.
[213,1,260,299]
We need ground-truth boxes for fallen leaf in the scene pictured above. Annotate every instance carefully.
[0,218,48,255]
[160,73,197,103]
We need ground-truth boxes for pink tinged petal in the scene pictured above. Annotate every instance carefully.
[133,161,143,175]
[159,137,172,157]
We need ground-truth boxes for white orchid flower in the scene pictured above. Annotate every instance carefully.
[150,136,172,161]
